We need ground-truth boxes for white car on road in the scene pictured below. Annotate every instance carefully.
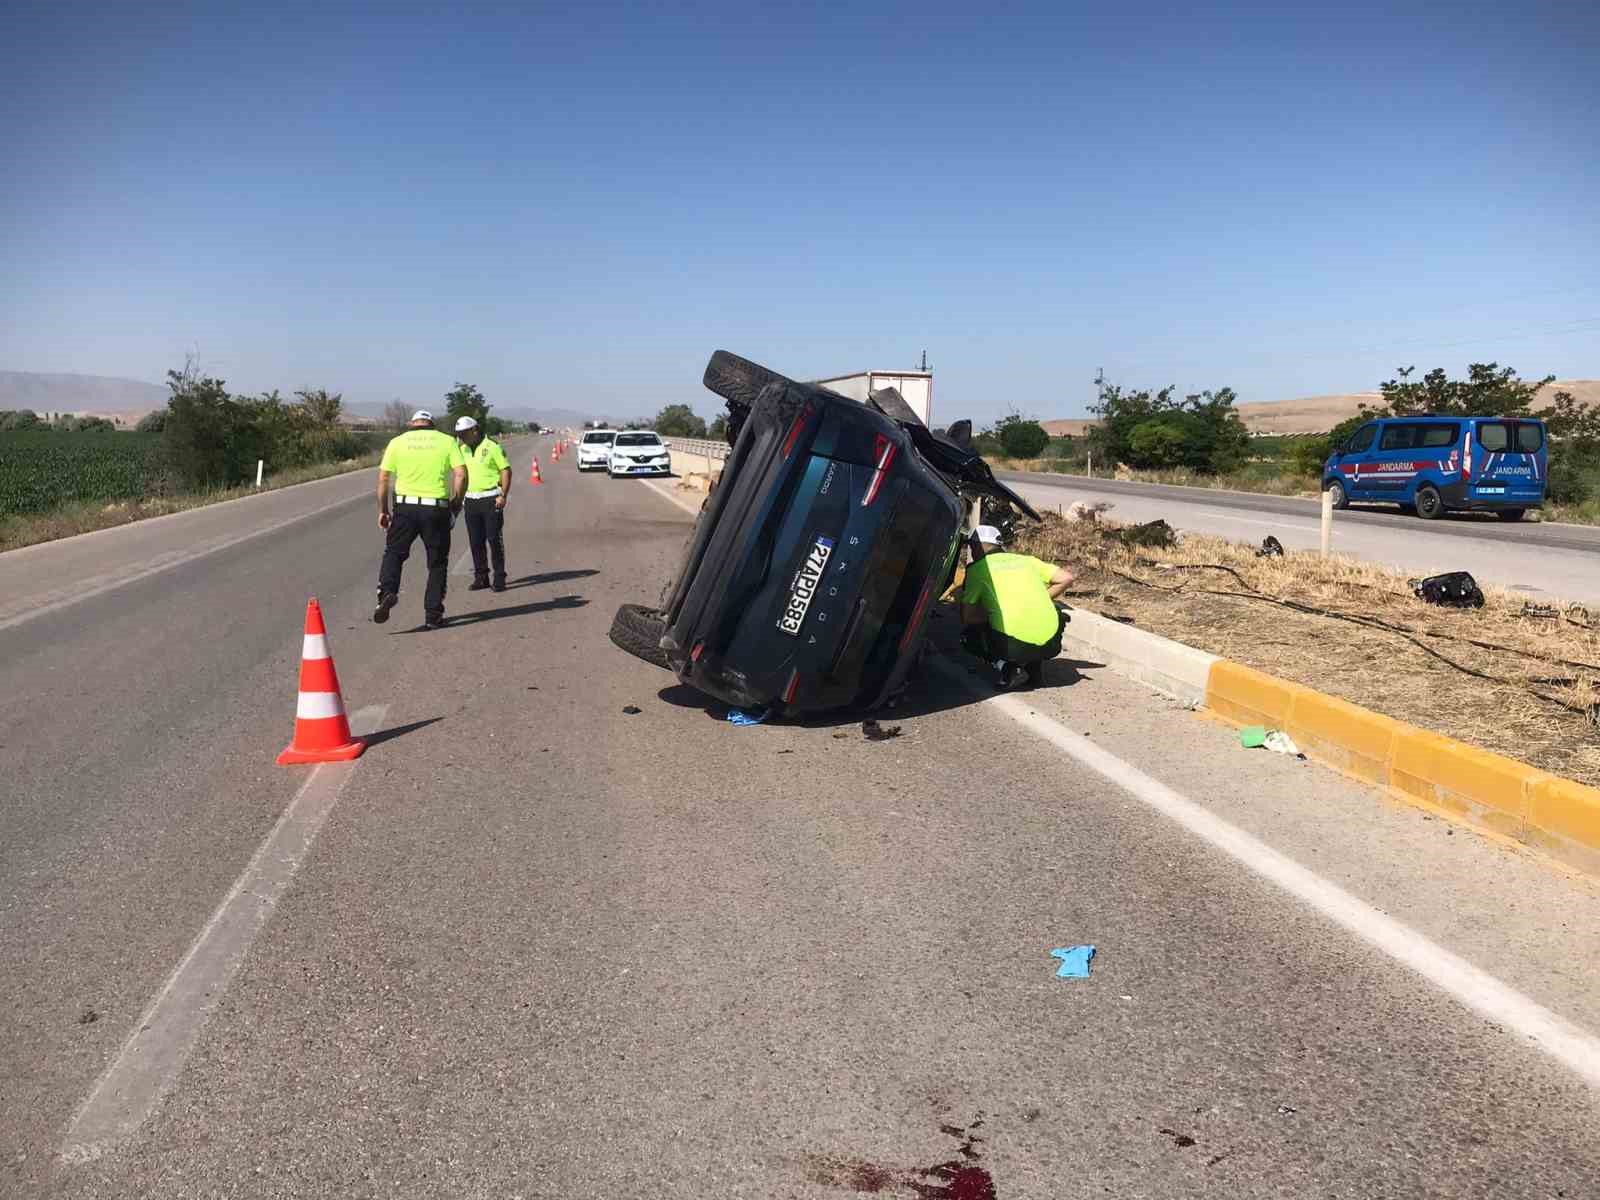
[607,431,672,478]
[576,429,617,471]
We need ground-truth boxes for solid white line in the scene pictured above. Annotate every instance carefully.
[451,546,474,576]
[0,487,371,635]
[58,704,388,1164]
[638,476,702,517]
[936,663,1600,1090]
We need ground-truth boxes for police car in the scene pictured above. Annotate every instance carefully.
[1323,416,1548,521]
[607,431,672,477]
[576,429,617,471]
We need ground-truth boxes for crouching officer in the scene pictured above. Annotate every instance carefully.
[453,415,512,591]
[373,410,467,629]
[960,524,1073,689]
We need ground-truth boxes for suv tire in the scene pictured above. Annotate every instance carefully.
[1415,484,1444,520]
[609,604,673,670]
[1325,479,1348,510]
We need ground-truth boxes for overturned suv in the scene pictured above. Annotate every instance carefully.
[608,351,1039,715]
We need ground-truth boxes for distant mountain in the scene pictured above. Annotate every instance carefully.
[0,371,168,424]
[1046,380,1600,437]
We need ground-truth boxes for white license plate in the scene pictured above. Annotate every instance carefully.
[777,536,834,636]
[1477,486,1505,494]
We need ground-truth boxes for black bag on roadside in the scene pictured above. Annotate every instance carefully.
[1411,571,1485,609]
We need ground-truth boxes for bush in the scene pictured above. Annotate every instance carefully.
[653,404,708,438]
[1546,449,1597,507]
[996,416,1049,459]
[1090,381,1250,474]
[135,410,167,434]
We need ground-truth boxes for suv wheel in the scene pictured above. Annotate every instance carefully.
[608,604,673,670]
[1325,479,1348,510]
[1415,484,1444,520]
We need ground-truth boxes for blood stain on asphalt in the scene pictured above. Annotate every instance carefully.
[805,1114,998,1198]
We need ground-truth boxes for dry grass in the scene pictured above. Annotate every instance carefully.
[1013,511,1600,786]
[0,453,382,553]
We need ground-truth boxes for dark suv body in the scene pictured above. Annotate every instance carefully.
[611,351,1038,715]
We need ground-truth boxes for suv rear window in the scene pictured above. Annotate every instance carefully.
[1515,422,1545,452]
[615,433,662,447]
[1476,421,1510,452]
[582,432,615,444]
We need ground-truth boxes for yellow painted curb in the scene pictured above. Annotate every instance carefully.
[1203,659,1600,877]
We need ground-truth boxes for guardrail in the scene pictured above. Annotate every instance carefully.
[666,437,731,461]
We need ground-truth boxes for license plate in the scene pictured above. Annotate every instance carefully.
[777,536,834,636]
[1477,486,1505,494]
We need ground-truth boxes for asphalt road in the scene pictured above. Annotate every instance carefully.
[3,437,1599,1198]
[999,470,1600,607]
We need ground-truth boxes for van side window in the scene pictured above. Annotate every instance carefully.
[1346,424,1378,453]
[1378,424,1417,451]
[1418,424,1459,448]
[1515,423,1544,452]
[1476,422,1510,452]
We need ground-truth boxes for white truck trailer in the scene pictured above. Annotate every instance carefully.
[812,369,934,426]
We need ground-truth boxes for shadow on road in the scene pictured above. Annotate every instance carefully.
[391,594,589,633]
[362,716,446,749]
[501,568,600,590]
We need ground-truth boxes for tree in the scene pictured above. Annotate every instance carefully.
[993,414,1049,459]
[295,388,343,428]
[382,399,411,430]
[0,409,41,431]
[136,410,167,434]
[708,413,728,442]
[1128,420,1190,467]
[445,383,490,431]
[652,403,708,438]
[1089,379,1250,473]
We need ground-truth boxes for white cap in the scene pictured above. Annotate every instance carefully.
[974,524,1003,546]
[409,409,433,424]
[454,415,478,432]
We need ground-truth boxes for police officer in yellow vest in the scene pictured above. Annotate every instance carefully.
[373,410,467,629]
[453,416,512,592]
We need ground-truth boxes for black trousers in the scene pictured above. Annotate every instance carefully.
[379,504,452,618]
[463,496,506,584]
[962,608,1066,665]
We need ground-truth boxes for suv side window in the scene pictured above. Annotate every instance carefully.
[1476,421,1510,452]
[1419,423,1459,448]
[1379,424,1418,451]
[1346,423,1378,453]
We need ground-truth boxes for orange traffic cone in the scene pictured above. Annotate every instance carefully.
[530,457,544,486]
[277,598,365,765]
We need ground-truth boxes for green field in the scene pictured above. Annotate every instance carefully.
[0,430,170,514]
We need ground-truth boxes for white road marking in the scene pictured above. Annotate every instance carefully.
[58,704,388,1164]
[451,546,474,576]
[938,664,1600,1090]
[0,487,371,635]
[638,476,702,517]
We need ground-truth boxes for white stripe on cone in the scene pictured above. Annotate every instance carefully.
[302,634,331,660]
[295,692,346,720]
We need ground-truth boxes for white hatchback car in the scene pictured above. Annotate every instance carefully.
[576,429,617,471]
[607,431,672,477]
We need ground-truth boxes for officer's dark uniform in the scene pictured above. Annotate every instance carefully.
[373,418,466,626]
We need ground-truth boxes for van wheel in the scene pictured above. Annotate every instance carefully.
[608,604,673,670]
[1415,485,1444,520]
[1496,508,1525,522]
[1325,479,1348,510]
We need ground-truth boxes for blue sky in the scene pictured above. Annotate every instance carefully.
[3,1,1596,423]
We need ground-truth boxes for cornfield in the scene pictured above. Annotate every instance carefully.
[0,431,170,514]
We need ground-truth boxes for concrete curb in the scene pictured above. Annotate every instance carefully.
[1062,607,1600,877]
